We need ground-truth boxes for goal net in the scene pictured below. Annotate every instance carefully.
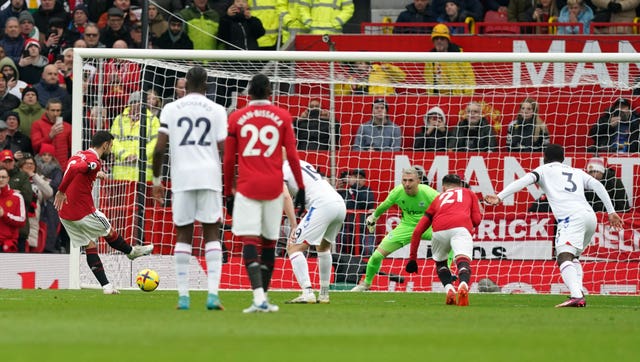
[72,48,640,295]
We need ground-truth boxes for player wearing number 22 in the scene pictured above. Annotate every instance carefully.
[152,66,229,311]
[484,144,623,308]
[405,174,482,306]
[224,74,306,313]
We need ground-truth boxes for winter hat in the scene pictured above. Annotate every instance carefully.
[74,4,89,16]
[39,144,56,156]
[22,86,38,100]
[24,38,40,50]
[425,106,447,124]
[18,10,35,24]
[128,91,142,104]
[586,157,605,174]
[0,120,8,130]
[431,24,451,41]
[3,111,20,125]
[373,98,388,110]
[0,149,14,161]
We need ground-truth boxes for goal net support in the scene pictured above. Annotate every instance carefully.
[71,48,640,294]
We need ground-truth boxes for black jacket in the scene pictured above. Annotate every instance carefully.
[584,168,630,212]
[218,13,265,50]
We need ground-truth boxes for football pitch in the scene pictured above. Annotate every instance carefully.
[1,290,637,362]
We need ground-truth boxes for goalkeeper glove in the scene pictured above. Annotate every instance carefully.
[405,259,418,274]
[294,188,306,216]
[225,195,235,216]
[366,214,379,233]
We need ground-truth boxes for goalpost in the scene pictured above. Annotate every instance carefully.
[71,48,640,294]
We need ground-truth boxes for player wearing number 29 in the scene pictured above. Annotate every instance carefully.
[405,174,482,306]
[484,144,623,308]
[283,159,347,304]
[152,66,228,311]
[53,131,154,295]
[224,73,306,313]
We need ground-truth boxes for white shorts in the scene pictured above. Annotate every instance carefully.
[555,211,597,257]
[431,227,473,262]
[231,192,284,240]
[172,189,223,227]
[61,210,112,248]
[291,200,347,246]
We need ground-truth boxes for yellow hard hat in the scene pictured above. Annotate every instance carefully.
[431,24,451,41]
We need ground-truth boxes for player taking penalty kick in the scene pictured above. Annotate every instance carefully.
[224,74,306,313]
[405,174,481,306]
[485,144,623,308]
[53,131,153,294]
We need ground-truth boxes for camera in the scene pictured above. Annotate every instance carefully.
[22,49,30,57]
[308,109,321,119]
[535,3,543,8]
[238,6,244,13]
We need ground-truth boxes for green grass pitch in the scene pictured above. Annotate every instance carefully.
[0,290,638,362]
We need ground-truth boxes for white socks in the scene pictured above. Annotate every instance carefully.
[174,242,192,297]
[205,241,222,295]
[289,251,312,290]
[317,250,332,293]
[560,260,582,298]
[573,258,584,292]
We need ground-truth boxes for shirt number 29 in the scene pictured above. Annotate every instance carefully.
[240,124,279,157]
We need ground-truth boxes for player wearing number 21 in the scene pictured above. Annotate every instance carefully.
[224,74,306,313]
[484,144,623,308]
[152,66,228,311]
[405,174,482,306]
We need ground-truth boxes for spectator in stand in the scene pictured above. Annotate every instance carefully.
[300,0,354,35]
[278,0,311,43]
[180,0,222,50]
[506,98,550,152]
[152,0,185,18]
[14,86,45,135]
[340,168,376,256]
[449,101,498,151]
[432,0,484,21]
[0,0,27,34]
[414,106,449,151]
[0,120,10,151]
[17,39,48,86]
[336,61,407,96]
[34,64,72,120]
[352,98,402,151]
[3,111,33,155]
[557,0,594,34]
[110,91,161,182]
[294,98,339,151]
[173,77,187,100]
[394,0,437,34]
[128,22,145,48]
[34,143,63,253]
[100,8,133,48]
[591,0,640,34]
[218,0,265,50]
[525,0,559,34]
[154,14,194,50]
[0,73,21,115]
[583,157,630,212]
[64,4,90,45]
[83,23,106,48]
[0,17,25,64]
[147,3,169,39]
[1,148,32,252]
[19,153,52,252]
[1,60,27,99]
[98,0,136,30]
[33,0,69,38]
[18,10,39,41]
[484,0,509,13]
[0,167,26,253]
[145,88,163,118]
[30,98,72,169]
[437,0,471,34]
[508,0,534,22]
[589,98,640,153]
[424,24,475,96]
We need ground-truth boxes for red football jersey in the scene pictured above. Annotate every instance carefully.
[58,149,102,221]
[224,100,304,200]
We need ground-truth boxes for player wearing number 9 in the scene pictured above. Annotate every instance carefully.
[223,73,306,313]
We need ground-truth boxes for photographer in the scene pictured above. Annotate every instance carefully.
[294,99,340,151]
[589,98,640,153]
[218,0,265,51]
[42,17,68,64]
[17,39,48,85]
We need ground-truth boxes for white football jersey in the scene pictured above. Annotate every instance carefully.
[159,93,228,192]
[283,160,343,207]
[498,162,615,220]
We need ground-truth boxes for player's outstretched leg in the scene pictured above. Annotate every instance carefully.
[205,241,224,310]
[351,250,384,291]
[86,246,119,294]
[174,242,191,310]
[317,250,332,304]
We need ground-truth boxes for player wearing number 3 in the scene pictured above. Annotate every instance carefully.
[224,74,306,313]
[484,144,623,308]
[406,174,482,306]
[152,66,228,310]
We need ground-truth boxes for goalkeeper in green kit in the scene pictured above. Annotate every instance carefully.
[351,167,439,291]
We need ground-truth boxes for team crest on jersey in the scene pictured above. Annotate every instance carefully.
[419,202,425,207]
[5,200,13,208]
